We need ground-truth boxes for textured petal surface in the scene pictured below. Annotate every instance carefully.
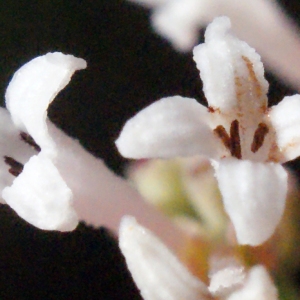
[0,108,35,201]
[209,266,245,297]
[213,158,287,246]
[2,53,87,231]
[5,52,86,158]
[119,216,209,300]
[227,265,278,300]
[116,96,219,159]
[193,16,268,114]
[269,95,300,162]
[2,155,77,231]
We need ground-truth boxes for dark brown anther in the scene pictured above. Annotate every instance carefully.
[4,156,24,177]
[230,120,242,159]
[20,132,41,152]
[214,125,231,150]
[251,122,269,153]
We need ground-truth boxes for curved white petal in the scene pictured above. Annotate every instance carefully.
[227,265,278,300]
[269,95,300,162]
[119,216,209,300]
[116,96,219,159]
[5,52,86,158]
[2,53,86,231]
[193,16,268,113]
[2,155,77,231]
[0,108,35,201]
[213,158,287,246]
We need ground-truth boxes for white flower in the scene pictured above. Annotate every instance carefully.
[128,0,300,89]
[1,53,184,246]
[119,216,278,300]
[116,16,300,246]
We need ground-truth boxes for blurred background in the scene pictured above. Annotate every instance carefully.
[0,0,300,298]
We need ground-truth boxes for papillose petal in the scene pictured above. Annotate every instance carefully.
[269,94,300,162]
[5,52,87,158]
[119,216,209,300]
[2,53,185,245]
[209,265,246,297]
[116,96,220,159]
[193,16,268,114]
[2,155,77,231]
[213,158,287,246]
[2,53,86,230]
[227,265,278,300]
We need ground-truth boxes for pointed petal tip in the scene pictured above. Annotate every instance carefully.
[119,215,138,236]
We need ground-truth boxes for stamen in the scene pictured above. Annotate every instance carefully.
[4,156,24,177]
[20,132,41,152]
[230,120,242,159]
[214,125,231,150]
[251,122,269,153]
[214,120,242,159]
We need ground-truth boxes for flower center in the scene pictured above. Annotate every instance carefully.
[214,121,269,159]
[214,120,242,159]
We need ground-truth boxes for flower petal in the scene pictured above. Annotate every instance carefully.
[0,108,35,201]
[193,16,268,114]
[133,0,300,89]
[209,266,245,297]
[213,158,287,246]
[152,0,212,51]
[116,96,219,159]
[2,155,77,231]
[227,265,278,300]
[48,121,185,250]
[119,216,209,300]
[269,95,300,162]
[5,52,87,158]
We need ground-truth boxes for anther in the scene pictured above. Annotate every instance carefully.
[4,156,24,177]
[251,122,269,153]
[214,125,231,150]
[214,120,242,159]
[230,120,242,159]
[20,132,41,152]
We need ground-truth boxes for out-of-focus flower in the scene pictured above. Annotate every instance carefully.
[119,216,278,300]
[0,53,185,251]
[127,157,227,238]
[128,0,300,90]
[116,16,300,246]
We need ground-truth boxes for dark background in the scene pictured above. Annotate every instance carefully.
[0,1,300,298]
